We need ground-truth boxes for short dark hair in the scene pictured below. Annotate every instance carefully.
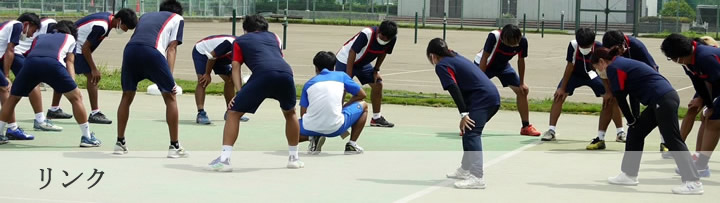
[243,14,269,32]
[500,24,522,45]
[53,20,78,39]
[115,8,138,29]
[379,20,398,39]
[661,33,694,59]
[426,38,456,63]
[575,27,596,47]
[17,12,40,27]
[159,0,183,15]
[591,47,623,64]
[313,51,336,72]
[602,30,626,48]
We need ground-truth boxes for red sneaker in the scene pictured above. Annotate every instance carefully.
[520,124,541,136]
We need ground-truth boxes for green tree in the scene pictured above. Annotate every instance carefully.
[661,0,697,20]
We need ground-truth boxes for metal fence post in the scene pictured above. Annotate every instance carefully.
[523,13,526,36]
[541,13,545,38]
[443,12,447,40]
[415,12,418,44]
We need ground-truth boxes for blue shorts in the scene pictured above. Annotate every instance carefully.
[74,53,93,75]
[121,44,176,93]
[192,47,232,75]
[0,54,26,87]
[557,75,606,97]
[300,102,365,137]
[229,70,296,113]
[482,63,520,87]
[335,61,378,85]
[11,57,77,96]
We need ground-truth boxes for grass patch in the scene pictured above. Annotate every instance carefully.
[51,68,694,119]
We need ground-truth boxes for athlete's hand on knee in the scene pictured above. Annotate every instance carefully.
[459,115,475,136]
[171,85,178,95]
[199,74,212,88]
[520,83,529,95]
[90,69,101,85]
[554,88,566,100]
[374,72,382,83]
[228,97,236,109]
[689,98,703,110]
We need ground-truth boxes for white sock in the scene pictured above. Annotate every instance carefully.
[549,126,556,132]
[7,123,18,130]
[617,127,624,134]
[35,112,46,123]
[289,146,299,158]
[349,140,358,147]
[372,113,382,120]
[49,106,60,111]
[0,121,7,136]
[79,123,90,138]
[91,109,100,115]
[598,131,606,140]
[220,145,232,161]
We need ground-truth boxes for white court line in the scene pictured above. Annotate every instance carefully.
[393,140,542,203]
[0,196,97,203]
[676,85,694,92]
[382,69,434,76]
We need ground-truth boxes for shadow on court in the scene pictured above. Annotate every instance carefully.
[527,181,672,195]
[357,178,449,187]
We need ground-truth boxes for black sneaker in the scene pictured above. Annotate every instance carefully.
[47,108,73,119]
[307,136,326,155]
[88,112,112,124]
[344,143,364,155]
[370,116,395,128]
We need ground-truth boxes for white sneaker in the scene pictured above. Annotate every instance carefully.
[672,181,704,195]
[446,167,471,179]
[287,156,305,169]
[454,174,486,189]
[616,132,627,143]
[607,173,638,186]
[167,144,189,158]
[113,141,128,155]
[207,157,233,172]
[540,130,556,141]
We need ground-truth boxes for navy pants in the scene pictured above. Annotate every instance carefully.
[461,105,499,178]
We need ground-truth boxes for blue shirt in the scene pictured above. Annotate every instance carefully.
[566,41,603,79]
[233,31,291,74]
[336,26,397,67]
[27,33,76,67]
[606,57,674,105]
[435,53,501,111]
[300,69,362,133]
[0,20,23,57]
[127,11,184,57]
[624,35,658,70]
[482,30,528,71]
[75,12,113,54]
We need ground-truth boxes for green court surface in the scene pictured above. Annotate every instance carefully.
[0,90,717,203]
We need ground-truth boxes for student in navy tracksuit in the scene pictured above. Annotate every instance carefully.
[47,9,138,124]
[115,0,187,158]
[208,15,303,172]
[192,34,249,124]
[475,24,540,137]
[0,21,101,147]
[541,28,625,150]
[662,33,720,178]
[592,47,703,195]
[602,30,671,157]
[428,38,500,189]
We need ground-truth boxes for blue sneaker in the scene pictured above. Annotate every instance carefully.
[6,127,34,140]
[196,111,211,125]
[224,111,250,122]
[0,134,8,144]
[79,133,101,147]
[676,166,711,178]
[207,156,232,172]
